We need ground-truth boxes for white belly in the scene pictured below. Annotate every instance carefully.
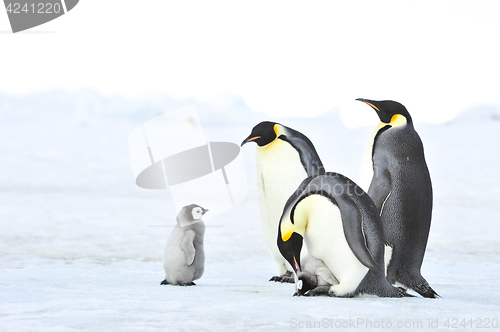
[256,139,309,273]
[303,195,368,296]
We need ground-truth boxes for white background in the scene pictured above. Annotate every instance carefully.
[1,1,500,123]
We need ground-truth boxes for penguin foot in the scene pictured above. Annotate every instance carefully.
[360,280,414,298]
[372,284,415,298]
[392,275,440,298]
[270,271,295,283]
[395,287,414,297]
[410,282,440,299]
[161,280,196,286]
[394,287,414,298]
[269,275,295,283]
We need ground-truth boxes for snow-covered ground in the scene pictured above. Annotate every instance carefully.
[1,93,499,331]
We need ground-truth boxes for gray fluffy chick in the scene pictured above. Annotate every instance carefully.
[161,204,208,286]
[295,255,339,296]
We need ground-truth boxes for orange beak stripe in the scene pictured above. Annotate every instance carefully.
[294,256,301,272]
[362,101,380,112]
[246,136,261,142]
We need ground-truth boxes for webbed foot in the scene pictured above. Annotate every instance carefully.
[270,271,295,283]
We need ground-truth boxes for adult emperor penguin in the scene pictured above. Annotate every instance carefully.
[161,204,208,286]
[278,173,409,297]
[356,98,439,298]
[242,122,325,282]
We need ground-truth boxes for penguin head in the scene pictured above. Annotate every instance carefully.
[241,121,284,147]
[277,178,314,275]
[278,203,305,274]
[277,231,303,274]
[295,272,318,296]
[178,204,208,226]
[191,205,208,221]
[356,98,412,124]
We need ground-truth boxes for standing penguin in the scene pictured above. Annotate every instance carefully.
[242,122,324,282]
[357,98,439,298]
[278,173,409,297]
[161,204,208,286]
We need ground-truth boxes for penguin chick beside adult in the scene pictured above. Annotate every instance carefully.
[278,173,410,298]
[294,255,339,296]
[241,121,325,282]
[357,98,439,298]
[161,204,208,286]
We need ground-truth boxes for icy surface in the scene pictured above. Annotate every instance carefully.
[1,95,499,331]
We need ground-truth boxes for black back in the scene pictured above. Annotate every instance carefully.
[278,125,325,177]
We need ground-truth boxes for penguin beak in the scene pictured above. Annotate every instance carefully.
[202,208,209,215]
[241,135,261,146]
[293,255,301,272]
[356,98,380,112]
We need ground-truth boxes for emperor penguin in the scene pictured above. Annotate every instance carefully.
[278,173,410,298]
[357,98,439,298]
[161,204,208,286]
[241,121,325,282]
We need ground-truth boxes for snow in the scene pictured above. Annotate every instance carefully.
[1,93,500,331]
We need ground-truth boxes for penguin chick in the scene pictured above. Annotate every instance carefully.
[294,255,339,296]
[161,204,208,286]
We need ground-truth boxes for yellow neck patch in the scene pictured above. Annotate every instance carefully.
[389,114,407,127]
[280,196,310,242]
[274,124,285,137]
[282,230,294,242]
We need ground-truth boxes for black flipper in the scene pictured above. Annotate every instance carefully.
[367,165,392,212]
[337,199,379,271]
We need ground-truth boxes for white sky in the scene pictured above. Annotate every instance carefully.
[1,1,499,125]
